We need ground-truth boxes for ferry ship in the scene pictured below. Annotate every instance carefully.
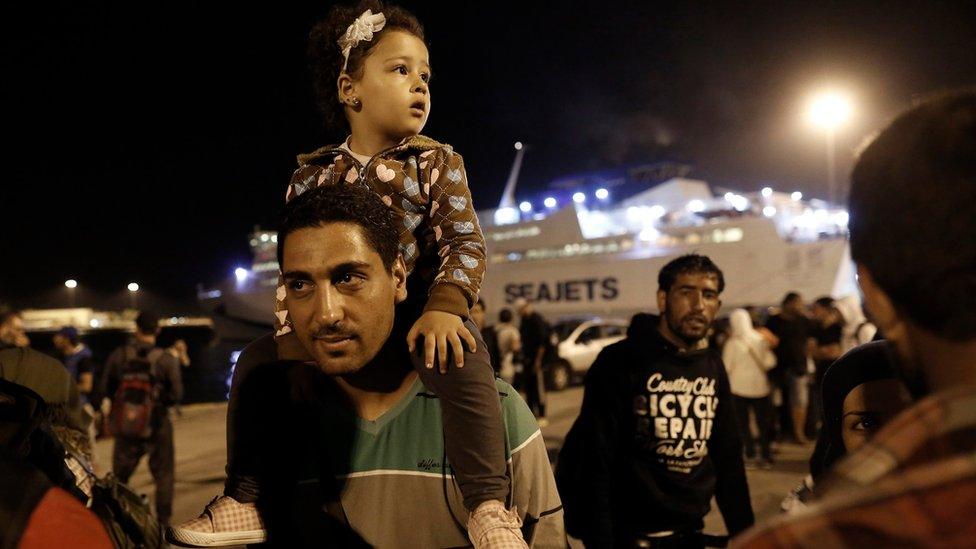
[200,153,856,325]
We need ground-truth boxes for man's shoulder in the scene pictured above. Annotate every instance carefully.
[733,453,976,548]
[0,347,72,404]
[494,378,542,453]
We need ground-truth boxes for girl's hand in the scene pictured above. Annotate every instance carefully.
[406,311,478,373]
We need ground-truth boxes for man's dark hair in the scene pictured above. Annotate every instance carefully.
[135,311,159,335]
[499,308,513,324]
[781,292,801,307]
[308,0,426,137]
[276,184,400,270]
[657,254,725,293]
[849,90,976,340]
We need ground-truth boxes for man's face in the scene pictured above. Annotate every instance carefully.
[282,222,407,376]
[0,316,25,346]
[52,334,69,353]
[657,272,722,346]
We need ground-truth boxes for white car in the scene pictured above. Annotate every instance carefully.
[545,318,629,391]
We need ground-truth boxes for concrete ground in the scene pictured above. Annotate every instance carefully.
[95,386,811,546]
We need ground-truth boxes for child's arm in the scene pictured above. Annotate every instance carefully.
[406,149,487,372]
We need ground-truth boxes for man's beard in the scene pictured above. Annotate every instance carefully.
[664,306,711,347]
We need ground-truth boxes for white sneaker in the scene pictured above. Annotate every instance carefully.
[166,495,267,547]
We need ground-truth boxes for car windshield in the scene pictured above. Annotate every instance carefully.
[551,320,584,342]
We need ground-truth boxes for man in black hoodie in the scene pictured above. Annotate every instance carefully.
[558,254,754,548]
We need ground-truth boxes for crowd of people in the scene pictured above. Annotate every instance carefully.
[2,0,974,547]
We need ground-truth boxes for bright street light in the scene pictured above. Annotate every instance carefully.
[65,279,78,289]
[572,192,586,204]
[807,89,853,204]
[763,206,777,218]
[595,188,609,200]
[234,268,249,282]
[761,187,773,198]
[514,141,523,151]
[519,201,532,213]
[127,282,140,292]
[544,196,557,208]
[791,191,803,201]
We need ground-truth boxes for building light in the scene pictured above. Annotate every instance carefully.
[572,192,586,204]
[595,188,609,200]
[791,191,803,201]
[544,196,557,208]
[260,234,270,242]
[687,199,706,213]
[763,206,777,217]
[649,205,666,219]
[761,187,773,197]
[730,195,750,211]
[519,201,532,213]
[493,207,520,225]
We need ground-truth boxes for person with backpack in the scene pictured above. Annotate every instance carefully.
[98,310,183,526]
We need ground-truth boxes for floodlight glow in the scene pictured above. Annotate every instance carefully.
[687,199,706,213]
[761,187,773,197]
[234,268,249,282]
[649,205,666,219]
[763,206,777,218]
[519,201,532,213]
[791,191,803,201]
[572,192,586,204]
[493,207,520,225]
[65,279,78,289]
[544,196,557,208]
[638,227,661,242]
[808,90,853,130]
[127,282,140,292]
[595,188,609,200]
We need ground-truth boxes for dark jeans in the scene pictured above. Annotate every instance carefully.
[225,313,509,511]
[112,414,175,524]
[732,395,774,460]
[521,364,547,418]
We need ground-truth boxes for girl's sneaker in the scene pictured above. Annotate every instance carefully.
[166,495,266,547]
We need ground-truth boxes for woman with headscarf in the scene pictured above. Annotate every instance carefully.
[723,309,777,467]
[780,340,913,511]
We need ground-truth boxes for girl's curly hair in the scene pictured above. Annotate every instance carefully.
[308,1,426,136]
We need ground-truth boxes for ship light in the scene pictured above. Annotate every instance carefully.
[493,207,520,225]
[761,187,773,198]
[519,201,532,213]
[730,195,750,211]
[127,282,140,293]
[687,200,706,213]
[573,192,586,204]
[260,234,270,242]
[626,206,641,222]
[763,206,777,218]
[595,188,609,200]
[649,205,666,219]
[234,268,249,282]
[791,191,803,201]
[544,197,557,208]
[834,210,850,226]
[639,227,660,242]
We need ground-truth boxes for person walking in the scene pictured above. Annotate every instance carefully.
[723,309,777,468]
[514,298,550,426]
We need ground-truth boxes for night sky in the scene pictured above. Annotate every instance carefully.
[5,1,975,308]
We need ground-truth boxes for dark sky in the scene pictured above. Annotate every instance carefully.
[4,1,975,306]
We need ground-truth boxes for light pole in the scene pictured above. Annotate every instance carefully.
[127,282,140,310]
[807,90,853,204]
[64,279,77,308]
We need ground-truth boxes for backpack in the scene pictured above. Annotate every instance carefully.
[110,346,163,440]
[90,473,163,548]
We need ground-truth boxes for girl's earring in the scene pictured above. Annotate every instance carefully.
[351,98,362,108]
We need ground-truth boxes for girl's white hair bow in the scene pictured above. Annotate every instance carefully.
[337,9,387,73]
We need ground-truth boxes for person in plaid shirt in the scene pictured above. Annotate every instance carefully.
[733,90,976,547]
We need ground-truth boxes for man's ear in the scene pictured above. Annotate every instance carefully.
[656,288,667,315]
[858,264,906,341]
[392,256,408,304]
